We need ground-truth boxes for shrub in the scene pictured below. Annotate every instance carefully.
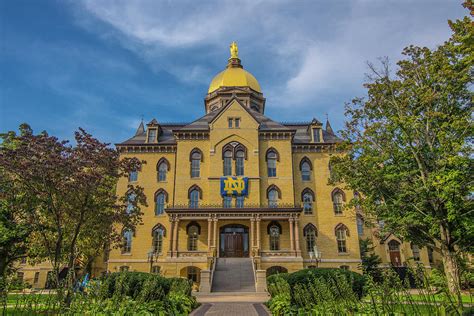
[269,268,366,298]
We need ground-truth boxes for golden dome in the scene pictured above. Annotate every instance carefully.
[208,42,261,94]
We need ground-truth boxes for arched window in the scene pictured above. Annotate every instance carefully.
[223,150,232,176]
[300,158,312,181]
[335,224,349,253]
[128,170,138,182]
[223,195,232,208]
[154,190,167,215]
[268,222,281,251]
[190,149,202,178]
[411,243,421,261]
[187,222,200,251]
[302,189,314,215]
[151,266,161,274]
[266,149,279,177]
[157,158,169,182]
[152,225,165,254]
[304,224,317,253]
[356,215,364,236]
[188,185,201,209]
[122,229,133,253]
[268,189,279,208]
[187,266,199,283]
[235,150,245,176]
[332,188,345,214]
[236,195,245,208]
[126,192,136,214]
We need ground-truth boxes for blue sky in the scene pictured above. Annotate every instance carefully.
[0,0,467,144]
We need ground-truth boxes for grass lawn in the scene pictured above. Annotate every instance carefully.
[409,293,473,304]
[6,293,53,304]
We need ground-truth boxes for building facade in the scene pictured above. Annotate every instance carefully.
[17,43,437,290]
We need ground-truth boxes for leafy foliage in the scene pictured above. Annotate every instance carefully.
[329,16,473,294]
[0,124,147,303]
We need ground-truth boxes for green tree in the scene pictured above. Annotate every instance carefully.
[0,124,147,304]
[359,238,382,280]
[330,16,473,295]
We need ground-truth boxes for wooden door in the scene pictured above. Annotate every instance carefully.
[389,251,402,267]
[224,233,243,257]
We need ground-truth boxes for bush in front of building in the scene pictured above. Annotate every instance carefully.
[267,268,366,298]
[266,267,470,315]
[75,271,197,314]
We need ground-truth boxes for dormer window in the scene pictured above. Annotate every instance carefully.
[235,118,240,128]
[147,128,157,143]
[312,128,321,142]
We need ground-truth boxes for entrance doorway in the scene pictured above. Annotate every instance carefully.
[388,240,402,267]
[220,224,249,257]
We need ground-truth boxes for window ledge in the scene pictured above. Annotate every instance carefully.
[338,252,350,256]
[334,214,345,217]
[121,253,132,256]
[190,177,201,180]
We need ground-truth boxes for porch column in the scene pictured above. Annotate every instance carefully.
[213,217,218,254]
[169,218,175,257]
[289,217,295,252]
[207,216,212,252]
[256,216,261,255]
[294,217,301,255]
[250,218,255,252]
[174,218,180,256]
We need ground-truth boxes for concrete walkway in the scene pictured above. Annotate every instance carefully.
[190,302,270,316]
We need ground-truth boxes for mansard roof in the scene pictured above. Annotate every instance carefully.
[116,100,343,146]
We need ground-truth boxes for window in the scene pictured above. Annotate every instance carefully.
[151,266,160,274]
[427,247,434,264]
[147,129,157,143]
[223,150,232,176]
[189,189,200,208]
[128,170,138,182]
[236,196,245,208]
[302,191,313,215]
[340,265,350,271]
[228,118,233,128]
[388,240,400,251]
[268,189,278,208]
[119,266,129,272]
[235,118,240,128]
[126,193,136,214]
[269,224,281,251]
[20,257,27,264]
[187,224,199,251]
[411,244,421,261]
[333,191,344,214]
[304,224,317,253]
[313,128,321,142]
[336,226,348,253]
[155,192,166,215]
[17,272,24,282]
[157,161,168,182]
[34,272,40,284]
[152,226,165,254]
[266,150,278,177]
[235,150,245,176]
[356,216,364,236]
[122,229,133,253]
[191,151,201,178]
[223,195,232,208]
[301,161,311,181]
[187,266,199,283]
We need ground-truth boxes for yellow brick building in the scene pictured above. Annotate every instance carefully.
[17,43,437,290]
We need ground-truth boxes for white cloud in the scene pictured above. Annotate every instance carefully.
[73,0,466,111]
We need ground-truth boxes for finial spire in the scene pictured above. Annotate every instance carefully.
[326,114,334,135]
[230,41,239,59]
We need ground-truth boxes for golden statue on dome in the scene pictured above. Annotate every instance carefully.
[230,41,239,59]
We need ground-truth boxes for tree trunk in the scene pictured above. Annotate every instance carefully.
[441,248,460,292]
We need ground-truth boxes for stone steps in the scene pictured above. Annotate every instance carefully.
[211,258,256,293]
[194,292,270,303]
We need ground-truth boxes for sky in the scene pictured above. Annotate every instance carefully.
[0,0,467,144]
